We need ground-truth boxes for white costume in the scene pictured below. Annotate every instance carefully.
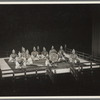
[15,52,26,69]
[69,49,79,64]
[9,49,17,62]
[31,47,39,61]
[41,47,48,59]
[24,50,33,65]
[58,46,66,62]
[45,58,51,66]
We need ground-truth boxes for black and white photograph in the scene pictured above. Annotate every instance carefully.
[0,2,100,97]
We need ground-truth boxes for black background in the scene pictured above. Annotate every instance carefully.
[0,4,92,54]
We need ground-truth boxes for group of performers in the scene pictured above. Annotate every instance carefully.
[9,46,80,69]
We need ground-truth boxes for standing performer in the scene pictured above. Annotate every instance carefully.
[9,49,17,62]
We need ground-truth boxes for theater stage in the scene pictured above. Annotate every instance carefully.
[0,53,99,79]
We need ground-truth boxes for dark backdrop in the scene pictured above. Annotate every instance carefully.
[0,5,92,54]
[92,5,100,57]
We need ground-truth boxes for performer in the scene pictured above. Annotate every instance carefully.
[21,47,26,57]
[24,50,33,65]
[41,47,48,58]
[49,46,57,54]
[37,47,48,59]
[58,46,65,55]
[49,46,58,63]
[31,47,39,61]
[37,46,43,59]
[69,49,80,64]
[25,49,30,60]
[9,49,17,62]
[58,46,66,62]
[45,57,51,66]
[64,44,67,51]
[37,46,41,55]
[15,52,26,69]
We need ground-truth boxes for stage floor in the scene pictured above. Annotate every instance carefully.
[0,54,99,78]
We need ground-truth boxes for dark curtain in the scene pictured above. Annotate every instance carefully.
[92,5,100,57]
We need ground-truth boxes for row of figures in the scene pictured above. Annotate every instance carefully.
[9,46,80,69]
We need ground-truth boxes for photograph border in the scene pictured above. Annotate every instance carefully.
[0,0,100,99]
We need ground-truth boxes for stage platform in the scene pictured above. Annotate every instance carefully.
[0,54,100,79]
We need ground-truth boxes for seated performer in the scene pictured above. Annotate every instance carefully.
[9,49,17,62]
[58,46,65,54]
[21,47,26,57]
[25,49,30,60]
[41,47,48,58]
[49,46,57,54]
[49,46,58,63]
[69,49,80,64]
[58,46,66,62]
[36,46,43,59]
[24,49,33,65]
[15,52,26,69]
[31,47,39,61]
[37,46,41,55]
[45,57,51,66]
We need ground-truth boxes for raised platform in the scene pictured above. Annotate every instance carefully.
[0,54,100,79]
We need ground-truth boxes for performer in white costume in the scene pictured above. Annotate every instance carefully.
[49,46,58,63]
[15,52,26,69]
[49,46,57,54]
[39,47,48,59]
[9,49,17,62]
[58,46,66,62]
[37,46,44,59]
[24,49,33,65]
[45,57,51,66]
[69,49,80,64]
[37,46,41,55]
[31,47,39,61]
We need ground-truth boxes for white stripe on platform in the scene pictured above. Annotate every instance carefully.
[2,70,13,74]
[26,71,36,75]
[2,74,13,78]
[75,65,100,70]
[55,68,70,74]
[91,65,100,68]
[37,70,46,74]
[14,73,25,76]
[83,62,96,65]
